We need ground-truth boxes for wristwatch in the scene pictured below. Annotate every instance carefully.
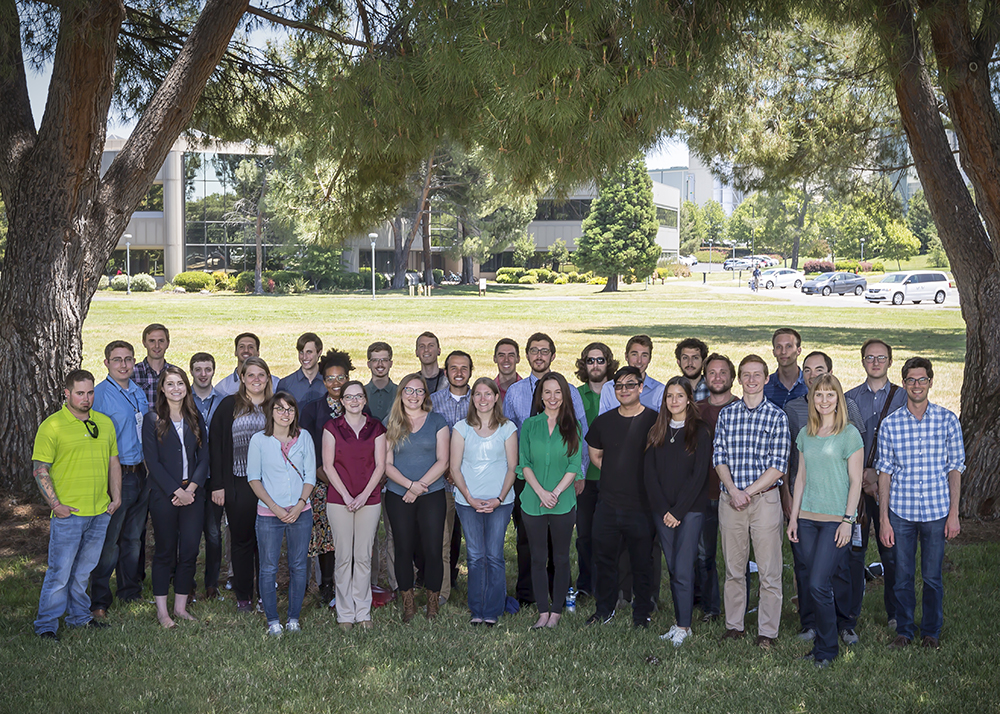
[842,514,856,524]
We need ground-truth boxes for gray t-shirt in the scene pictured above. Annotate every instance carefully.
[385,411,448,497]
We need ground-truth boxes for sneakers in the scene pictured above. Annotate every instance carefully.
[798,628,816,641]
[669,627,691,648]
[267,622,283,637]
[888,618,897,630]
[565,587,577,612]
[659,625,680,641]
[586,612,614,626]
[840,628,859,646]
[285,620,301,633]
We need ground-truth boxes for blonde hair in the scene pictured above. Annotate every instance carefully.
[806,373,848,436]
[385,373,432,449]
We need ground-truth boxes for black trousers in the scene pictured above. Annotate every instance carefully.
[512,479,555,602]
[201,497,225,589]
[575,480,600,594]
[224,478,259,602]
[523,509,576,614]
[149,487,204,597]
[593,501,655,624]
[384,489,446,592]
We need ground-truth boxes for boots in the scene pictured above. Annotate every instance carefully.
[401,589,416,623]
[426,591,440,620]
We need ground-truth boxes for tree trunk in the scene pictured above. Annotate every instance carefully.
[462,256,474,284]
[880,0,1000,518]
[789,181,809,270]
[254,171,266,295]
[390,154,436,289]
[602,274,619,292]
[422,197,434,286]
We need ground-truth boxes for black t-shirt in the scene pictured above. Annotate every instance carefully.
[585,407,658,511]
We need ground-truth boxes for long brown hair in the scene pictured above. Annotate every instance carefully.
[234,356,273,418]
[647,376,702,454]
[154,366,203,448]
[386,373,433,449]
[465,377,507,430]
[264,391,301,438]
[531,372,579,458]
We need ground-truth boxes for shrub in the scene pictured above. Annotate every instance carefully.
[655,267,670,280]
[517,275,538,284]
[554,275,568,284]
[528,267,554,283]
[290,276,312,293]
[132,273,156,292]
[359,268,389,290]
[869,260,885,273]
[803,260,834,274]
[432,268,444,284]
[496,267,526,281]
[110,274,129,291]
[211,270,232,289]
[673,264,691,278]
[172,271,215,292]
[571,271,590,283]
[587,275,608,285]
[98,275,110,290]
[567,272,579,282]
[495,272,516,284]
[234,269,303,293]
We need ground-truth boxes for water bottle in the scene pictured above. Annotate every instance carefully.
[565,587,577,613]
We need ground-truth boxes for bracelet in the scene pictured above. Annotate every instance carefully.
[408,480,415,490]
[842,516,855,524]
[298,498,306,505]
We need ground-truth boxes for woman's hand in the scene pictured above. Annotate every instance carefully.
[211,489,225,507]
[834,522,852,548]
[408,480,428,497]
[280,502,303,524]
[402,490,417,504]
[786,518,799,543]
[269,503,289,520]
[538,490,559,510]
[172,488,195,507]
[663,512,680,528]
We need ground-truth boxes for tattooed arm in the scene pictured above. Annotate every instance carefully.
[33,461,77,518]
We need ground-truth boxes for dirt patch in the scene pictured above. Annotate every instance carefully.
[950,518,1000,545]
[0,495,51,562]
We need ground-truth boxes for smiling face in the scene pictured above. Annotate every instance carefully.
[678,348,704,380]
[368,350,392,379]
[903,367,932,405]
[705,359,734,395]
[613,374,643,408]
[540,379,563,414]
[738,362,767,398]
[812,388,838,418]
[323,365,348,400]
[494,345,520,377]
[772,334,801,369]
[526,339,554,376]
[401,378,427,410]
[144,330,169,361]
[298,341,320,372]
[235,337,259,366]
[341,384,367,415]
[862,342,891,380]
[664,384,689,419]
[65,379,95,417]
[272,398,296,427]
[161,373,187,405]
[446,355,472,390]
[473,383,497,414]
[105,347,136,385]
[416,336,440,367]
[190,360,215,390]
[626,344,652,378]
[242,364,269,397]
[802,354,830,390]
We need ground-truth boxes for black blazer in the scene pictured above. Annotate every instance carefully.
[209,394,239,494]
[142,412,209,499]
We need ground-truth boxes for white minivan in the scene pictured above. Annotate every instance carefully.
[865,270,954,305]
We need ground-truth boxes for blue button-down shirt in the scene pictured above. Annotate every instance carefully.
[692,377,710,403]
[276,368,327,407]
[713,398,790,492]
[845,380,908,465]
[193,389,223,432]
[503,374,590,474]
[875,402,965,522]
[430,388,472,430]
[93,376,149,466]
[763,368,808,409]
[597,374,664,415]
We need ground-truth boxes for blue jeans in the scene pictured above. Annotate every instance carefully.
[256,511,312,625]
[35,513,111,634]
[797,519,850,661]
[890,511,947,640]
[90,469,149,610]
[456,502,513,622]
[656,511,704,628]
[695,499,721,616]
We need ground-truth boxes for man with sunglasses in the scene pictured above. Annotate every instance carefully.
[89,341,150,619]
[598,335,664,415]
[33,370,121,640]
[877,357,965,650]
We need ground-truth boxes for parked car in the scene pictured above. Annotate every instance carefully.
[801,271,867,296]
[755,268,805,289]
[723,258,753,271]
[750,255,779,268]
[678,254,699,266]
[865,270,954,305]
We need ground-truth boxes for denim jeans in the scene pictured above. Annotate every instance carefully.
[456,502,513,621]
[90,469,149,610]
[35,513,111,634]
[797,519,850,661]
[695,499,721,616]
[256,510,312,625]
[656,511,704,628]
[856,493,898,622]
[890,511,947,640]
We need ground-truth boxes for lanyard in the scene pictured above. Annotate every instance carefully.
[112,379,140,414]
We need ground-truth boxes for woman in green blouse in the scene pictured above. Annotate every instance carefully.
[518,372,583,629]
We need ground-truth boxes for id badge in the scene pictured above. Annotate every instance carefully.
[135,411,144,443]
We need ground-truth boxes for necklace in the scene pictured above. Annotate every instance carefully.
[669,419,685,443]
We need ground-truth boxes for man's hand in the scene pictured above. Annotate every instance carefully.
[53,504,79,519]
[574,480,586,496]
[862,468,879,497]
[880,518,895,548]
[729,489,750,511]
[945,513,961,540]
[106,498,121,515]
[212,490,225,507]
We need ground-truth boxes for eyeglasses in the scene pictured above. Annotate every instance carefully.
[614,381,641,391]
[585,357,606,365]
[108,357,135,366]
[342,394,366,403]
[904,377,930,386]
[324,374,348,383]
[527,348,552,356]
[402,387,426,396]
[864,355,889,363]
[369,358,391,364]
[84,419,99,439]
[273,405,295,415]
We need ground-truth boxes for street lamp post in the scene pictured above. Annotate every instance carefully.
[369,233,378,300]
[860,237,866,264]
[124,233,132,295]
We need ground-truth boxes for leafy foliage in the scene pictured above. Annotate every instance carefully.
[510,233,537,269]
[905,190,935,254]
[171,271,215,291]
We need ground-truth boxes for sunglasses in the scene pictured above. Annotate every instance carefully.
[84,419,99,439]
[585,357,606,365]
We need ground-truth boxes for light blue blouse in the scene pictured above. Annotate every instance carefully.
[453,419,517,507]
[247,431,317,509]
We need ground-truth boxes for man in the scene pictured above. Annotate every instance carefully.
[598,335,663,414]
[694,353,739,623]
[585,366,659,627]
[714,355,790,648]
[416,331,446,393]
[33,370,121,640]
[190,352,226,600]
[493,338,522,401]
[215,332,280,396]
[573,342,619,597]
[364,341,397,422]
[89,341,150,618]
[846,339,907,631]
[503,332,590,604]
[878,357,964,650]
[276,332,326,406]
[783,350,866,645]
[430,350,475,606]
[676,338,710,401]
[131,323,176,406]
[764,328,807,408]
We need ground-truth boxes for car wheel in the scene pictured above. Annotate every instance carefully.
[822,286,831,296]
[794,280,802,288]
[766,281,774,289]
[854,285,863,296]
[935,290,946,304]
[892,292,904,305]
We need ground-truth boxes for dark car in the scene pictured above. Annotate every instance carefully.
[800,271,867,296]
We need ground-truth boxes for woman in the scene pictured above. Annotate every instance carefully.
[787,373,863,669]
[450,378,518,626]
[644,376,712,647]
[383,373,450,622]
[517,372,582,629]
[142,367,209,629]
[322,380,387,630]
[210,356,272,612]
[299,348,354,606]
[247,392,316,636]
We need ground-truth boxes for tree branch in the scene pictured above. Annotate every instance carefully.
[974,0,1000,57]
[0,0,39,196]
[246,4,370,48]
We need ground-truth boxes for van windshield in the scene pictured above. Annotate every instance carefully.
[881,273,906,283]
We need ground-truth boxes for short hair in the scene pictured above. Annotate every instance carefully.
[416,331,439,348]
[367,341,393,360]
[341,380,367,400]
[675,337,709,362]
[494,338,520,356]
[142,323,170,342]
[319,348,354,375]
[861,338,893,361]
[613,365,643,383]
[444,350,474,372]
[704,352,736,378]
[104,340,134,360]
[626,334,653,353]
[772,327,802,348]
[526,332,555,355]
[738,354,770,378]
[234,332,260,351]
[803,351,833,372]
[65,369,95,390]
[264,391,300,439]
[574,342,619,383]
[901,356,934,380]
[296,332,323,353]
[189,352,216,370]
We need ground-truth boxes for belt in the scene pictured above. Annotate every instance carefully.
[757,483,779,495]
[121,463,143,473]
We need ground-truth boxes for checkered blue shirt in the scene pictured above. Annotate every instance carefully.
[712,398,790,492]
[875,402,965,522]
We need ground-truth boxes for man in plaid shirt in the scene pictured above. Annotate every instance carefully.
[877,357,964,650]
[131,323,176,406]
[713,354,790,649]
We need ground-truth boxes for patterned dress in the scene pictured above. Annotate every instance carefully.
[304,397,343,557]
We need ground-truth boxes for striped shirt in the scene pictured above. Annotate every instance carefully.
[713,398,790,492]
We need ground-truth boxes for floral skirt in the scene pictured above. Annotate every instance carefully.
[309,483,336,556]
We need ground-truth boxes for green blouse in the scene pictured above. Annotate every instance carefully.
[517,414,583,517]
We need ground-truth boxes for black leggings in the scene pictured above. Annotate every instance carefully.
[384,489,446,592]
[224,478,259,602]
[149,487,204,597]
[523,509,576,614]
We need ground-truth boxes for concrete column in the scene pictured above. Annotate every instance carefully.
[162,149,184,280]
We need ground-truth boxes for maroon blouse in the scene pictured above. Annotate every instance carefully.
[324,414,387,506]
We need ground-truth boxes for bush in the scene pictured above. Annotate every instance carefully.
[495,272,517,284]
[234,270,303,293]
[496,267,526,281]
[528,267,555,283]
[517,275,538,284]
[359,268,389,290]
[803,260,834,274]
[172,271,215,292]
[869,260,885,273]
[131,273,156,292]
[571,271,589,283]
[587,275,608,285]
[673,264,691,278]
[98,275,110,290]
[432,268,444,284]
[110,275,129,291]
[554,275,568,284]
[211,270,232,290]
[833,260,870,273]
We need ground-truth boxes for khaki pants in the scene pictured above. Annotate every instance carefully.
[440,491,456,602]
[327,503,381,624]
[719,489,784,638]
[373,508,397,591]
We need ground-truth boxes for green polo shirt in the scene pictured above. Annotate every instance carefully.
[32,405,117,517]
[516,414,583,517]
[578,383,602,481]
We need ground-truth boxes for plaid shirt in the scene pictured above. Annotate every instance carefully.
[692,377,710,403]
[430,388,472,430]
[713,398,790,492]
[875,402,965,522]
[132,359,176,406]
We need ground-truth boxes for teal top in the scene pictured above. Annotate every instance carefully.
[796,425,864,517]
[516,413,583,517]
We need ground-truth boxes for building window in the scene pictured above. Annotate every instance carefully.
[137,184,164,213]
[657,207,679,229]
[534,199,592,221]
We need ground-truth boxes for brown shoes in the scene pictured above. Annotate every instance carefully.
[756,635,777,650]
[91,609,107,620]
[921,636,940,649]
[720,628,745,641]
[888,635,912,649]
[400,589,416,623]
[426,591,440,620]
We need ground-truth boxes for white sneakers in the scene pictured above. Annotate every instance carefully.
[267,622,283,637]
[659,624,691,647]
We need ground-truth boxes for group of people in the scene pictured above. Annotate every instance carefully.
[31,324,965,667]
